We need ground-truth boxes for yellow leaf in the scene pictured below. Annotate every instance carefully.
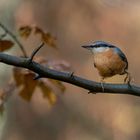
[13,68,37,101]
[34,26,56,48]
[50,79,66,93]
[34,26,43,35]
[13,67,24,86]
[41,32,56,48]
[19,73,37,101]
[0,40,14,52]
[18,26,32,38]
[39,82,57,105]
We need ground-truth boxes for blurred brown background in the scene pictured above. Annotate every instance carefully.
[0,0,140,140]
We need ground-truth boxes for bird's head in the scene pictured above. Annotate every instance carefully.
[82,41,115,54]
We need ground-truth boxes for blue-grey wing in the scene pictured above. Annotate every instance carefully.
[114,47,128,70]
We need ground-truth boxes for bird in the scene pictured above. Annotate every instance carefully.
[82,41,131,90]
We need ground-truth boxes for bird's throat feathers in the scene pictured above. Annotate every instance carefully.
[91,47,110,54]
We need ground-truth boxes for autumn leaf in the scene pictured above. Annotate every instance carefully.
[18,25,57,47]
[39,81,57,105]
[13,57,71,103]
[49,79,66,93]
[0,40,14,52]
[19,73,37,101]
[13,67,57,103]
[13,68,37,101]
[13,68,60,106]
[13,67,24,86]
[18,26,32,38]
[41,33,56,48]
[34,26,56,48]
[34,26,43,34]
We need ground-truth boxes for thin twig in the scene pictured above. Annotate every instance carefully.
[0,22,27,57]
[29,42,44,62]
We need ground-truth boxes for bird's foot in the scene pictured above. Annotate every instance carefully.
[124,71,133,86]
[100,78,105,92]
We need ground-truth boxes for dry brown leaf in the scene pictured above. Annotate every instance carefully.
[39,81,57,105]
[41,32,56,48]
[0,40,14,52]
[34,26,56,48]
[13,67,24,86]
[13,67,57,103]
[34,26,43,35]
[13,68,37,101]
[13,57,70,103]
[18,26,32,38]
[19,73,37,101]
[49,79,66,93]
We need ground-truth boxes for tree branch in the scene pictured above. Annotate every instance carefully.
[0,52,139,96]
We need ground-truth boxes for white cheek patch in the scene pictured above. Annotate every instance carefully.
[92,47,109,53]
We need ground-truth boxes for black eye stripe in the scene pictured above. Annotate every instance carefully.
[91,44,115,48]
[89,41,116,48]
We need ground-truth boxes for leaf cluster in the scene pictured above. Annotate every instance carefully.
[0,24,71,112]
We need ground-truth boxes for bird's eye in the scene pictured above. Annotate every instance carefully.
[93,44,99,48]
[102,44,108,47]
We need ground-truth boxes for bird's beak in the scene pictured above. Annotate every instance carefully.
[81,45,92,50]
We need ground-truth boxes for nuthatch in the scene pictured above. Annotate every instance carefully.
[82,41,131,87]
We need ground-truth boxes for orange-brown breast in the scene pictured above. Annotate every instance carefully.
[93,49,127,78]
